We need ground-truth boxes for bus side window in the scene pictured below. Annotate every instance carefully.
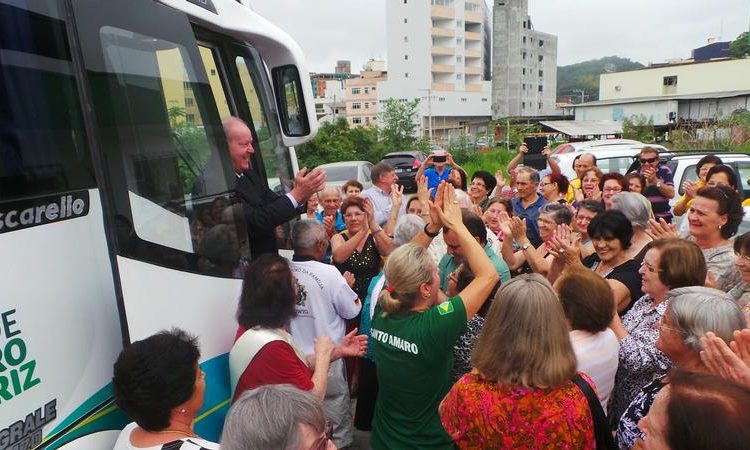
[84,22,247,276]
[0,0,95,203]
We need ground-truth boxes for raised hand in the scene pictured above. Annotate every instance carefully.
[730,328,750,368]
[682,180,697,198]
[519,143,529,154]
[700,331,750,388]
[573,186,585,202]
[323,214,335,237]
[291,167,327,202]
[498,212,512,237]
[362,198,375,231]
[646,218,679,240]
[436,182,462,230]
[343,271,356,288]
[416,174,430,204]
[495,169,506,190]
[508,216,527,240]
[391,184,405,209]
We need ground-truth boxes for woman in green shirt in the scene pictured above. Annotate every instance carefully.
[370,182,499,449]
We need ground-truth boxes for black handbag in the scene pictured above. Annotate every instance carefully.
[571,373,617,450]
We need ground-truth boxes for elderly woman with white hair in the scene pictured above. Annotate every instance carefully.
[615,286,746,449]
[221,384,336,450]
[610,191,654,263]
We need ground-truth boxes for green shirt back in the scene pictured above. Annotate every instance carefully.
[370,296,467,449]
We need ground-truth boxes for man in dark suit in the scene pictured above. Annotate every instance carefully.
[224,117,325,258]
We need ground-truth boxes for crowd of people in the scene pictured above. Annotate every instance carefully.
[111,138,750,450]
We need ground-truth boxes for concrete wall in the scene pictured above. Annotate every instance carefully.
[599,59,750,100]
[575,95,750,126]
[678,96,750,122]
[575,100,678,126]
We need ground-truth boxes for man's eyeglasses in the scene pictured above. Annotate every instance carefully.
[309,420,333,450]
[640,157,659,164]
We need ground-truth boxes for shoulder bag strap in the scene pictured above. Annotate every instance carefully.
[571,373,617,450]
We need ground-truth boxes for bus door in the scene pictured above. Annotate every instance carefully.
[69,0,252,443]
[192,32,299,249]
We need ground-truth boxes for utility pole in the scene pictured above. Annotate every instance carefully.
[418,88,433,142]
[573,89,585,104]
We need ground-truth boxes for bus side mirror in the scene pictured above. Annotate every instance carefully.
[272,65,309,137]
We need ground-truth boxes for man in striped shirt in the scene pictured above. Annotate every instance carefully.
[634,146,675,223]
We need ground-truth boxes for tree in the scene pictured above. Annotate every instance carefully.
[167,106,186,128]
[378,98,428,152]
[296,118,357,167]
[622,114,656,143]
[730,32,750,59]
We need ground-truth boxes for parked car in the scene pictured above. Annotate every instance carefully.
[317,161,373,191]
[552,146,670,182]
[626,151,750,203]
[380,151,426,192]
[552,139,644,154]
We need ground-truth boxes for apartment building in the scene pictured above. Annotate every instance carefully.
[344,62,387,127]
[377,0,493,138]
[492,0,557,118]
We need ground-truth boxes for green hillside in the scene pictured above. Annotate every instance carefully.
[557,56,644,103]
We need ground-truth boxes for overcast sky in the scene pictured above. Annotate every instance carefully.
[251,0,750,72]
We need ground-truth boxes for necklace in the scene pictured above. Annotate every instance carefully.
[596,253,628,275]
[152,429,196,439]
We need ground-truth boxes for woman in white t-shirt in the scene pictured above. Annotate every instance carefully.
[112,329,218,450]
[554,265,619,410]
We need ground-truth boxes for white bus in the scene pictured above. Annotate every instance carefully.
[0,0,316,447]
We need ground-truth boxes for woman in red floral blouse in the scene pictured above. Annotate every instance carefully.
[439,274,596,449]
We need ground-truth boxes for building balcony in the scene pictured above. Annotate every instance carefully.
[465,84,482,92]
[431,64,455,73]
[465,0,483,4]
[464,49,481,58]
[431,27,455,37]
[430,6,455,19]
[431,46,455,55]
[464,66,482,75]
[464,11,483,23]
[432,83,455,91]
[464,31,481,41]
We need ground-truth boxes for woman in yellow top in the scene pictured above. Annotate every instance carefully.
[673,154,722,216]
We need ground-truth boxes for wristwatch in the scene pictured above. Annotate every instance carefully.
[423,223,440,238]
[521,242,531,251]
[656,182,662,188]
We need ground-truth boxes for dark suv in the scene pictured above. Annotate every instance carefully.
[380,151,426,192]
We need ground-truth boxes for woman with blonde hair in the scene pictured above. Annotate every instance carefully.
[369,182,498,450]
[440,274,597,449]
